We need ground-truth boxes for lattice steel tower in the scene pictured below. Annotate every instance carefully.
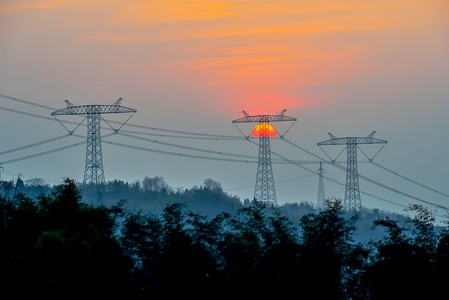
[51,98,136,185]
[233,109,297,206]
[317,161,326,210]
[317,131,387,213]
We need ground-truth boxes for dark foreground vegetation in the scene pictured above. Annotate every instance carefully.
[1,177,449,299]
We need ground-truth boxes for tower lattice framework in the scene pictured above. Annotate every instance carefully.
[233,109,297,207]
[317,131,387,213]
[254,122,276,204]
[317,161,326,210]
[51,98,136,185]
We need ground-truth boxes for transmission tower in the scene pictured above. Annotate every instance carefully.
[232,109,297,206]
[317,161,326,210]
[317,131,387,213]
[51,98,136,185]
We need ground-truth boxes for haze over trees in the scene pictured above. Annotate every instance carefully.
[1,177,448,298]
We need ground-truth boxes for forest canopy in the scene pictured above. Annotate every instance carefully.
[1,177,449,298]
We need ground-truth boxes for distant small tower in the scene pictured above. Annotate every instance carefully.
[317,131,387,213]
[51,98,136,185]
[317,161,326,210]
[232,109,297,207]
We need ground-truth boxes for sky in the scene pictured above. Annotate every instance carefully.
[1,0,449,221]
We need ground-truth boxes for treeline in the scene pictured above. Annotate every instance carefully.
[14,176,244,217]
[1,178,449,298]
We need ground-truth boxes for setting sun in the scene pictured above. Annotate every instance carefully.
[252,122,277,137]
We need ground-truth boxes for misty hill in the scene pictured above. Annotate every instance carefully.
[6,175,445,244]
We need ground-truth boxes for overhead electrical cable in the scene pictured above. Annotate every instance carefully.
[281,137,449,211]
[0,142,86,165]
[114,131,263,160]
[0,106,60,122]
[245,138,410,210]
[0,92,244,140]
[284,137,449,202]
[2,93,447,212]
[0,93,58,110]
[103,140,258,163]
[371,161,449,199]
[118,128,243,140]
[113,131,325,165]
[0,134,73,155]
[0,133,115,166]
[111,120,241,138]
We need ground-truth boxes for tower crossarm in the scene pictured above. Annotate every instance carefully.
[317,131,387,146]
[318,137,387,146]
[50,98,137,186]
[232,109,297,123]
[51,98,137,116]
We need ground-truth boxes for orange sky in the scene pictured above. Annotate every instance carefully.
[1,0,448,117]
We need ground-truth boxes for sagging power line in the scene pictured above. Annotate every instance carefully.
[1,93,448,214]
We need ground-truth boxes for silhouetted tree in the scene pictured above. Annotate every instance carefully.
[297,198,363,299]
[4,175,449,299]
[156,203,212,293]
[435,223,449,297]
[142,176,171,193]
[364,204,439,299]
[1,178,133,298]
[120,209,164,294]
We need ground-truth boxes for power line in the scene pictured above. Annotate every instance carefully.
[103,140,258,163]
[0,92,245,140]
[1,92,448,213]
[119,121,242,139]
[118,128,243,140]
[0,134,72,155]
[0,125,314,166]
[0,93,58,110]
[0,105,58,122]
[115,131,263,160]
[246,138,415,210]
[0,141,86,165]
[281,137,449,211]
[2,124,444,213]
[114,131,322,165]
[0,133,116,164]
[371,161,449,199]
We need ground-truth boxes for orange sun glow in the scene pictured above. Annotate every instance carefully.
[252,122,277,137]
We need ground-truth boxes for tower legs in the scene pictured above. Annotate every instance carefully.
[254,123,277,206]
